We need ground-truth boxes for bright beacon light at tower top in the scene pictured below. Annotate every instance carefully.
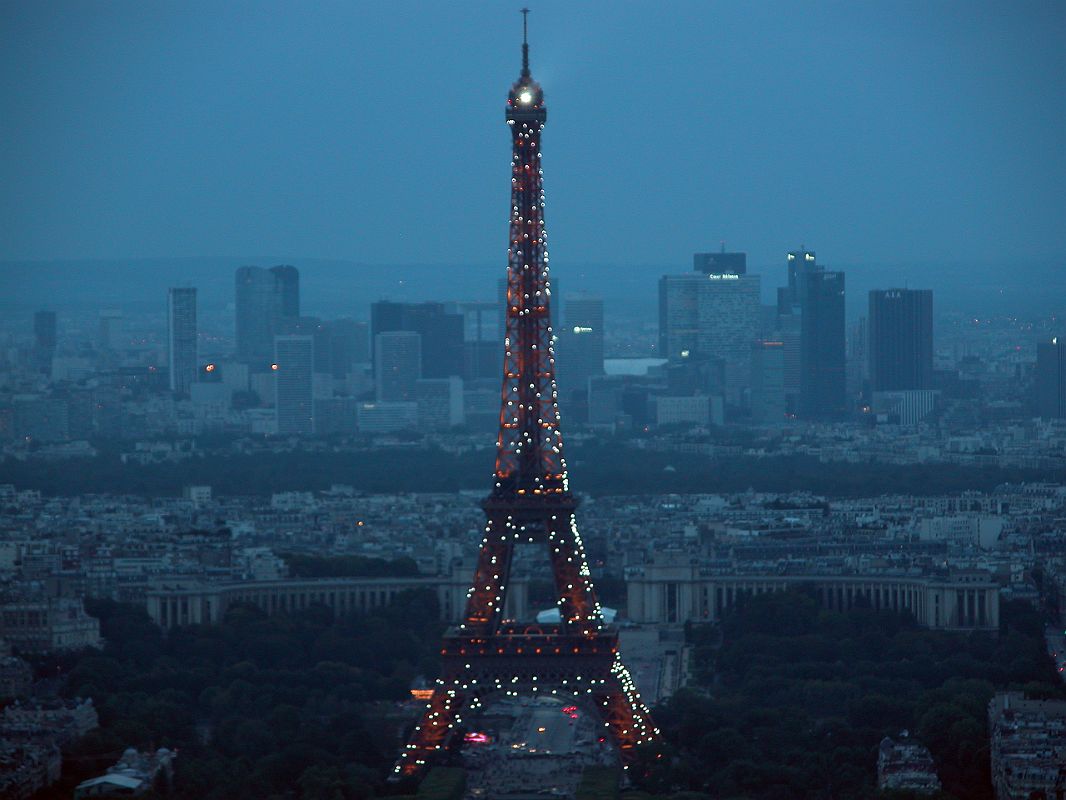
[506,9,546,123]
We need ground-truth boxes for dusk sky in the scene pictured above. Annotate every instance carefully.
[2,0,1063,270]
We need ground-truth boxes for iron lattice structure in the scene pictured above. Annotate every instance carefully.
[393,17,658,782]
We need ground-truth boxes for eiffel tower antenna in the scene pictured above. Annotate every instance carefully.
[521,8,530,77]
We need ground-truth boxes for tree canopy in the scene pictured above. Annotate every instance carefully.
[641,592,1065,800]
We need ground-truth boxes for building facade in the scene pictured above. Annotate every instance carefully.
[166,288,198,396]
[798,267,846,419]
[415,377,464,430]
[1036,339,1066,419]
[751,339,786,423]
[145,570,531,629]
[868,289,933,392]
[693,250,746,276]
[235,265,300,368]
[556,294,605,401]
[626,561,999,630]
[375,331,422,402]
[274,335,314,435]
[370,301,464,379]
[0,598,101,653]
[989,692,1066,800]
[33,311,57,377]
[659,272,761,403]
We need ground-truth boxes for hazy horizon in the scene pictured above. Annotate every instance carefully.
[3,255,1064,325]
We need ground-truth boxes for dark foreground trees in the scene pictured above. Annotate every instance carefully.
[643,592,1065,800]
[32,591,444,800]
[32,588,1065,799]
[5,443,1059,498]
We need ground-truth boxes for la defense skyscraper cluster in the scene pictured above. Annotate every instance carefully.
[394,17,657,779]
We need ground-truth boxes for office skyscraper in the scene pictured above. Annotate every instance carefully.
[98,310,123,352]
[659,270,761,399]
[273,265,300,318]
[416,376,465,429]
[448,301,498,344]
[777,313,802,413]
[236,267,273,365]
[370,300,407,349]
[278,315,333,378]
[375,331,422,402]
[847,315,868,387]
[868,289,933,391]
[1036,338,1066,419]
[659,274,698,361]
[556,295,605,400]
[781,249,817,312]
[325,318,369,380]
[446,301,498,382]
[798,268,845,418]
[693,249,746,276]
[370,301,463,379]
[167,288,198,396]
[33,310,57,376]
[406,304,463,379]
[274,335,314,434]
[235,265,300,368]
[751,339,786,423]
[777,250,846,419]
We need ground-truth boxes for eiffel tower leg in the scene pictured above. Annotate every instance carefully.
[393,683,467,780]
[547,510,600,633]
[596,687,642,767]
[462,515,515,632]
[595,656,659,769]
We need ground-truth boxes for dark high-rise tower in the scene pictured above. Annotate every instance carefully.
[779,251,845,419]
[798,267,846,418]
[274,335,314,434]
[1036,338,1066,419]
[693,248,746,276]
[394,15,656,781]
[557,294,605,402]
[33,310,57,376]
[235,265,300,368]
[868,289,933,391]
[778,248,817,316]
[167,288,198,396]
[370,301,463,378]
[374,331,422,401]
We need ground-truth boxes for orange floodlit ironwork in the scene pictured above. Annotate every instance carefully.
[392,12,657,783]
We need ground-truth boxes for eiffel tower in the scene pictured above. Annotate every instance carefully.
[392,10,658,781]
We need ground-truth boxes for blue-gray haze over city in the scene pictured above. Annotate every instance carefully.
[2,1,1065,318]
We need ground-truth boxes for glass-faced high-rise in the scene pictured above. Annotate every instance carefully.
[274,335,314,434]
[235,265,300,368]
[167,288,197,396]
[868,288,933,391]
